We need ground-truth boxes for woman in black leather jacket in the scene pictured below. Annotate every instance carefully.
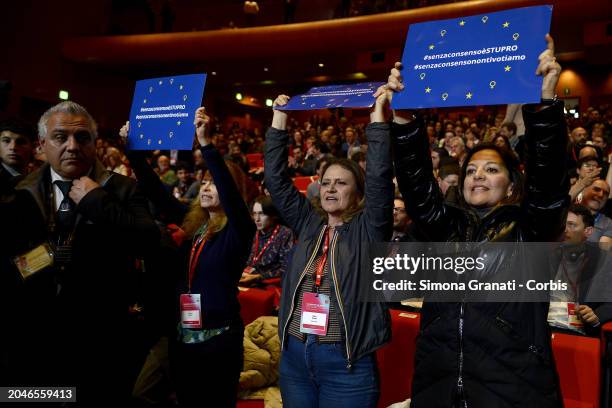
[388,35,569,408]
[265,90,394,407]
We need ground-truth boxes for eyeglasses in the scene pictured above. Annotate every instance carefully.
[581,163,598,169]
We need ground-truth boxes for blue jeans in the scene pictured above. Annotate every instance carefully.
[280,335,379,408]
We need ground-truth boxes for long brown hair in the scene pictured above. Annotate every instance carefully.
[181,160,250,239]
[312,158,365,223]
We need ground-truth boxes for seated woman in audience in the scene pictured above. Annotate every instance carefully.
[240,195,295,286]
[431,146,449,177]
[493,134,513,152]
[121,108,255,408]
[265,88,393,408]
[387,35,568,408]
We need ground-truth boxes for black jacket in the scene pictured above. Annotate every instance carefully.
[3,161,159,403]
[265,123,393,366]
[392,101,568,408]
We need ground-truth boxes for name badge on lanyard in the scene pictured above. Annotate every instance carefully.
[180,294,202,329]
[567,302,584,328]
[181,232,208,329]
[300,226,331,336]
[300,292,330,335]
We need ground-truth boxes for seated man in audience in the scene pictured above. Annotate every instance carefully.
[569,155,601,201]
[156,154,177,186]
[6,101,159,404]
[171,161,193,203]
[392,196,411,242]
[448,135,468,166]
[300,140,326,176]
[287,145,305,177]
[350,150,366,172]
[341,126,360,158]
[577,179,612,248]
[437,160,460,196]
[548,204,612,336]
[0,117,34,184]
[306,156,329,201]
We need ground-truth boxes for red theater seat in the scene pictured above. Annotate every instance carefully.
[376,309,421,408]
[600,322,612,407]
[292,176,317,194]
[237,287,275,326]
[246,153,263,168]
[552,332,601,408]
[237,400,264,408]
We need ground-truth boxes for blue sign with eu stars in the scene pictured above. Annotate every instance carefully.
[391,5,552,109]
[276,82,385,110]
[127,73,207,150]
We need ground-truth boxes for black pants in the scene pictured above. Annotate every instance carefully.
[170,324,243,408]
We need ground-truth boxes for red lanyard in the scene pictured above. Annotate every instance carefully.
[250,225,281,266]
[188,233,208,292]
[314,227,331,288]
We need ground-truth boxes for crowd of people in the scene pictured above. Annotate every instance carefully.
[1,35,612,407]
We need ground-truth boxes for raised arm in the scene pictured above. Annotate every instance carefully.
[363,85,394,241]
[264,95,317,235]
[387,63,454,241]
[121,121,189,225]
[522,35,569,241]
[195,108,254,234]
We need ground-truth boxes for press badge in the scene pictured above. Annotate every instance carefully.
[180,294,202,329]
[567,303,584,328]
[13,244,54,279]
[300,292,330,336]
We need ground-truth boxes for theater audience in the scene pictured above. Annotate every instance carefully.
[156,154,177,186]
[240,195,295,286]
[430,146,449,177]
[171,161,194,203]
[577,179,612,248]
[106,146,131,176]
[436,160,460,196]
[569,155,601,201]
[391,196,411,241]
[306,156,330,201]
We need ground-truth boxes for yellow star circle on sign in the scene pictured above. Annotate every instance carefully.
[459,20,466,26]
[466,92,473,99]
[503,22,510,28]
[504,65,511,72]
[425,87,431,93]
[429,44,435,50]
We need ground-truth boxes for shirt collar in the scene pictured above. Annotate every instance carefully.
[50,166,72,183]
[49,166,94,184]
[1,162,21,177]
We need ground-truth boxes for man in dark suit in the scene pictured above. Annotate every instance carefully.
[3,101,159,405]
[548,204,612,337]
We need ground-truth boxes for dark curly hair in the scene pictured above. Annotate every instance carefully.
[458,143,524,208]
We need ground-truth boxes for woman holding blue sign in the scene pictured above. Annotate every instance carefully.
[122,108,255,408]
[387,35,567,408]
[265,88,394,407]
